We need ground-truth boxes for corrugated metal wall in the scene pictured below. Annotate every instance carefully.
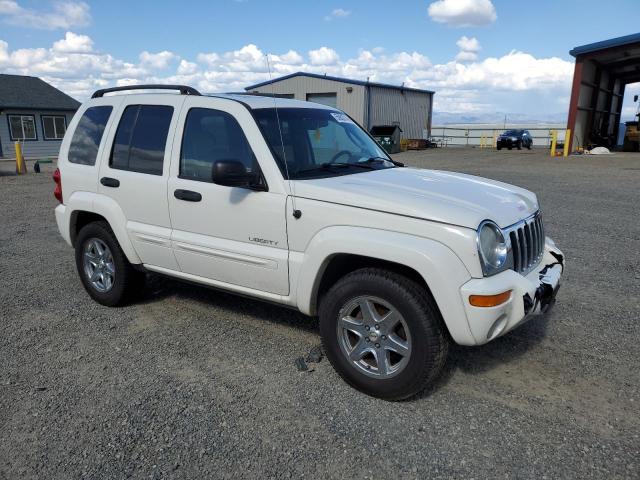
[248,77,366,125]
[0,109,76,158]
[368,87,432,139]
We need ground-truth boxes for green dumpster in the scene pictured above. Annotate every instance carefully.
[370,125,403,154]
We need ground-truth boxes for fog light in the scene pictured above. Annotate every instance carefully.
[469,290,512,307]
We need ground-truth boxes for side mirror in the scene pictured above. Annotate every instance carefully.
[635,95,639,102]
[212,159,263,190]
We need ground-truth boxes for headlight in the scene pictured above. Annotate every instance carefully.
[477,220,510,276]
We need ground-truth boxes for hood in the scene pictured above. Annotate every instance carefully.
[292,167,539,229]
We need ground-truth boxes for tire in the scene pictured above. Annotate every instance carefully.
[507,146,512,150]
[319,268,449,401]
[75,221,144,306]
[516,141,522,150]
[497,145,502,151]
[527,143,532,150]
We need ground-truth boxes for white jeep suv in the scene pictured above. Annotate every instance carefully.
[53,85,564,400]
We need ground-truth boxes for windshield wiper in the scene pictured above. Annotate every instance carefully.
[297,162,377,175]
[366,156,404,167]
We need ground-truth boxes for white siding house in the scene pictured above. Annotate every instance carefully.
[0,74,80,159]
[245,72,434,139]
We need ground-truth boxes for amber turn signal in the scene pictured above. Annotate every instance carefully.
[469,290,512,307]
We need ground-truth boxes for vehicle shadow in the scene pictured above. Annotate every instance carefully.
[417,314,553,400]
[139,273,319,334]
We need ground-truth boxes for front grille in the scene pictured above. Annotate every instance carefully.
[507,213,545,275]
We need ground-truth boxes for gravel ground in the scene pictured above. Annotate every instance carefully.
[0,149,639,479]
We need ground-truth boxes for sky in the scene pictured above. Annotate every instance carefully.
[0,0,639,123]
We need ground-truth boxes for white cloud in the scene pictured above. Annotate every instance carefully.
[324,8,351,21]
[455,36,481,62]
[428,0,496,27]
[177,59,198,75]
[309,47,339,65]
[52,31,92,53]
[0,33,575,118]
[455,50,477,62]
[139,51,177,70]
[0,0,91,29]
[456,35,481,52]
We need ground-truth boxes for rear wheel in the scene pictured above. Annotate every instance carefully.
[319,268,449,400]
[75,221,144,306]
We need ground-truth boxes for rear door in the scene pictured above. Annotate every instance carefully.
[167,97,289,296]
[97,94,186,270]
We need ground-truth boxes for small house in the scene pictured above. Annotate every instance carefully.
[0,74,80,159]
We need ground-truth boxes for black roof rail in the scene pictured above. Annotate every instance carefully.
[91,84,201,99]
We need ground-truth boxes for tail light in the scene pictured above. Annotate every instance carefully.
[53,168,63,203]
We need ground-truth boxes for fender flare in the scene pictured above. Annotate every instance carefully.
[294,226,476,345]
[67,191,141,264]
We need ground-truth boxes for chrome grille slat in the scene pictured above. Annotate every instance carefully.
[506,212,545,276]
[510,231,520,272]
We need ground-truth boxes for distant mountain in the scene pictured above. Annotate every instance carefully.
[433,111,568,125]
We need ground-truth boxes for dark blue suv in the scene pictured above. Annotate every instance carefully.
[497,129,533,150]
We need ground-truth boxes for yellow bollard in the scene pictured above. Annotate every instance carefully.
[480,134,485,149]
[563,129,571,157]
[549,130,557,157]
[15,141,27,174]
[492,130,497,149]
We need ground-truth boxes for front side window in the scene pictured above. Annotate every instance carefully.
[68,106,113,166]
[8,115,37,140]
[110,104,173,175]
[253,108,392,179]
[42,115,67,140]
[180,108,257,182]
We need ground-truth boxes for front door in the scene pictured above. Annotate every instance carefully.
[97,95,186,270]
[167,97,289,296]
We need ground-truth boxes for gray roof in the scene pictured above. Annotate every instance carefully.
[0,74,80,111]
[245,72,435,95]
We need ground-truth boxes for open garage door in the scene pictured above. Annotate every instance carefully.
[567,33,640,151]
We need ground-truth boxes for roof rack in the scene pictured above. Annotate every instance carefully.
[91,84,201,99]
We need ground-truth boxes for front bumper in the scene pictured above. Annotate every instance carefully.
[497,138,518,147]
[459,238,564,345]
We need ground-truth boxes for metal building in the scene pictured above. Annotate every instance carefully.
[245,72,434,139]
[566,33,640,151]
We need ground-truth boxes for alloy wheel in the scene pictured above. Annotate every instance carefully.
[336,295,412,378]
[83,238,115,293]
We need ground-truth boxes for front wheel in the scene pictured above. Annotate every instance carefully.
[319,268,449,400]
[75,221,144,306]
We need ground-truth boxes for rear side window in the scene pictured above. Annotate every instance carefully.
[110,105,173,175]
[180,108,256,182]
[68,106,112,165]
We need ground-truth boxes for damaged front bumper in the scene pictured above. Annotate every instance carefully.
[459,238,564,345]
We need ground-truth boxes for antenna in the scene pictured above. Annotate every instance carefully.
[265,54,300,219]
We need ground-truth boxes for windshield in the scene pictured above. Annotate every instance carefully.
[503,130,522,136]
[253,108,394,179]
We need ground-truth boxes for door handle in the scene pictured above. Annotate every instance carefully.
[174,189,202,202]
[100,177,120,188]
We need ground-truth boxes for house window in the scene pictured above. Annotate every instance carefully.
[8,115,37,141]
[41,115,67,140]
